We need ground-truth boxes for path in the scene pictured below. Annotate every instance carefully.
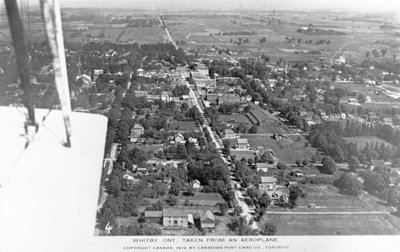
[329,34,355,64]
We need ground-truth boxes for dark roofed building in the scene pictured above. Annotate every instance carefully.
[144,211,162,224]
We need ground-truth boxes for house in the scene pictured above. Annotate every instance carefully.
[93,69,104,81]
[122,170,136,181]
[236,138,250,150]
[200,210,215,229]
[256,163,276,173]
[223,129,238,139]
[131,124,144,136]
[382,117,394,126]
[174,133,185,144]
[134,90,148,97]
[136,167,148,175]
[144,211,162,224]
[76,74,94,89]
[162,208,190,228]
[290,168,304,177]
[259,176,277,190]
[192,179,202,192]
[264,190,287,205]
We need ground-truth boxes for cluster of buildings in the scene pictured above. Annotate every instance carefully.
[144,208,216,230]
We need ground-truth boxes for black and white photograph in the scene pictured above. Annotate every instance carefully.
[1,0,400,251]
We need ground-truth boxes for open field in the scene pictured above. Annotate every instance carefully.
[250,106,297,134]
[119,27,164,44]
[343,136,394,150]
[266,214,399,235]
[334,81,399,104]
[219,114,252,126]
[163,11,400,63]
[262,185,400,235]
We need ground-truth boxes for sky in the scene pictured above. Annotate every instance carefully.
[57,0,400,12]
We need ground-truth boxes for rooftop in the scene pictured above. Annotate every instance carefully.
[260,176,277,183]
[237,138,248,144]
[200,210,215,221]
[145,211,163,218]
[163,208,188,217]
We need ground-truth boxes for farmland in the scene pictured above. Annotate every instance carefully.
[162,10,400,63]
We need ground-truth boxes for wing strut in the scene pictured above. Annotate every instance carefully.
[40,0,72,147]
[4,0,36,127]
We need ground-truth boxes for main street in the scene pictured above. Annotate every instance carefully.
[158,12,259,230]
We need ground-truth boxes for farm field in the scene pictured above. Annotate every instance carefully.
[343,136,394,150]
[119,27,164,44]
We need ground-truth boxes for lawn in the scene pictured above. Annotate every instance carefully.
[219,114,251,126]
[249,106,297,134]
[245,134,316,164]
[177,192,225,210]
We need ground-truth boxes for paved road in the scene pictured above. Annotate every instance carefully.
[155,12,178,50]
[329,34,355,64]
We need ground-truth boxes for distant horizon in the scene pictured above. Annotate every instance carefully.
[5,0,399,13]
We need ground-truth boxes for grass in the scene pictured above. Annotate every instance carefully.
[250,106,297,134]
[115,216,140,227]
[264,214,399,235]
[119,27,164,44]
[260,185,400,235]
[219,114,251,125]
[245,134,316,164]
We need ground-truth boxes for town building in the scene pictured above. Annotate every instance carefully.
[162,208,192,228]
[256,163,276,173]
[223,129,238,139]
[259,176,277,190]
[144,211,162,224]
[236,138,250,150]
[200,210,215,229]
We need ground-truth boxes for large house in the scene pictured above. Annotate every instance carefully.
[259,176,277,191]
[162,208,193,228]
[256,163,276,173]
[223,129,238,139]
[200,210,215,229]
[236,138,250,150]
[132,124,144,135]
[130,124,145,142]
